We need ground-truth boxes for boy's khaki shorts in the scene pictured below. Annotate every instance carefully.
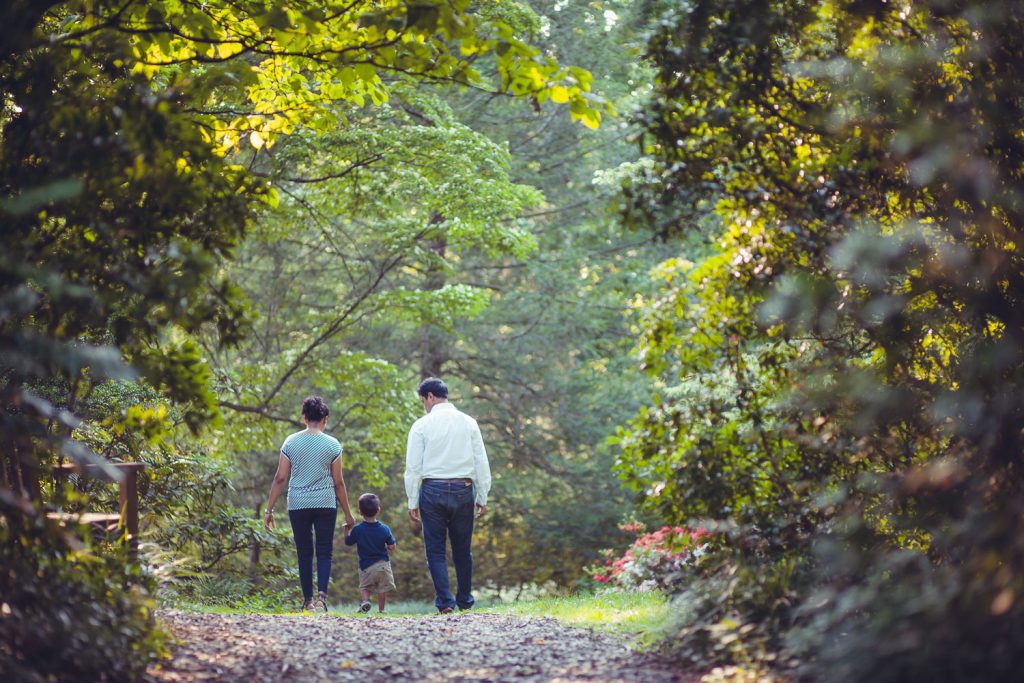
[359,560,396,594]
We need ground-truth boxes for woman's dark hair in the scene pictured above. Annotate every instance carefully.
[358,493,381,517]
[301,396,330,422]
[417,377,448,399]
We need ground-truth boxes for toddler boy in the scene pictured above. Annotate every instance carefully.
[344,493,397,612]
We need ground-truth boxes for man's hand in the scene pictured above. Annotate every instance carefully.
[264,510,276,531]
[475,504,487,519]
[408,508,420,523]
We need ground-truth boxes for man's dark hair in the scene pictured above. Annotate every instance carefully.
[301,396,330,422]
[358,493,381,517]
[417,377,448,399]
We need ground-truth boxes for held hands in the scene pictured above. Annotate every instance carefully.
[344,513,356,532]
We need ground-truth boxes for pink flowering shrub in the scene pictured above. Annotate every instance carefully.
[590,523,711,592]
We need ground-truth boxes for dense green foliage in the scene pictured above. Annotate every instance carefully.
[0,516,164,683]
[0,0,608,678]
[617,0,1024,680]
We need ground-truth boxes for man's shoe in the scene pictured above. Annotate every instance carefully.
[359,601,372,613]
[438,606,454,614]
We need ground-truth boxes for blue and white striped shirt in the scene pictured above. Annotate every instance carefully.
[281,431,342,510]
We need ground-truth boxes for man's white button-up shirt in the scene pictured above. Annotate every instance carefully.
[405,401,492,509]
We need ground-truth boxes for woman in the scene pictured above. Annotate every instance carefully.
[264,396,356,612]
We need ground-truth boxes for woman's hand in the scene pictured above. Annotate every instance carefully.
[264,454,290,531]
[345,513,356,529]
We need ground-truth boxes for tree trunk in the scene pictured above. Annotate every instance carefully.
[249,501,262,580]
[419,228,450,379]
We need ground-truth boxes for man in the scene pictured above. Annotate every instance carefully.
[405,377,492,613]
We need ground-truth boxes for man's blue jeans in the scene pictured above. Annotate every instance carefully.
[288,507,337,602]
[419,479,475,611]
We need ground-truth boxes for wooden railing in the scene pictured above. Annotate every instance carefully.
[49,462,146,555]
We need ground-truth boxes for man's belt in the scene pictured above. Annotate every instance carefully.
[423,477,472,484]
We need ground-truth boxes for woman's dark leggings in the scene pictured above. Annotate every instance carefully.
[288,507,337,601]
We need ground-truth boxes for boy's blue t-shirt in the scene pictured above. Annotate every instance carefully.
[345,520,396,570]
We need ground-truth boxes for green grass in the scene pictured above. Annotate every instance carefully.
[172,591,669,645]
[483,591,670,642]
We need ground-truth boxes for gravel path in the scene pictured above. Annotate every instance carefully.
[147,610,696,683]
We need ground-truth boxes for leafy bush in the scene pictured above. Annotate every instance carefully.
[651,550,807,674]
[139,445,298,606]
[142,446,286,575]
[162,574,297,613]
[0,511,166,682]
[788,487,1024,683]
[590,523,711,591]
[586,522,808,674]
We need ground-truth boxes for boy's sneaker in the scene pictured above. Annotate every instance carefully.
[358,601,372,613]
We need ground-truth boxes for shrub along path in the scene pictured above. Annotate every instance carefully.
[146,609,695,682]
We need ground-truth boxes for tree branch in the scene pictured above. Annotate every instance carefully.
[218,401,302,427]
[253,154,384,184]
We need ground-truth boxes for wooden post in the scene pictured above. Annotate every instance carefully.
[118,463,143,556]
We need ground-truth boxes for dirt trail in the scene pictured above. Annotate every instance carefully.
[147,609,696,682]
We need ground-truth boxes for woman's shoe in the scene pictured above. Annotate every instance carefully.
[315,593,328,614]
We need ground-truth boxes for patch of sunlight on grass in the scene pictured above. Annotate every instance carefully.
[483,590,669,642]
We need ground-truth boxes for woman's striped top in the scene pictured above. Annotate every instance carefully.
[281,430,342,510]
